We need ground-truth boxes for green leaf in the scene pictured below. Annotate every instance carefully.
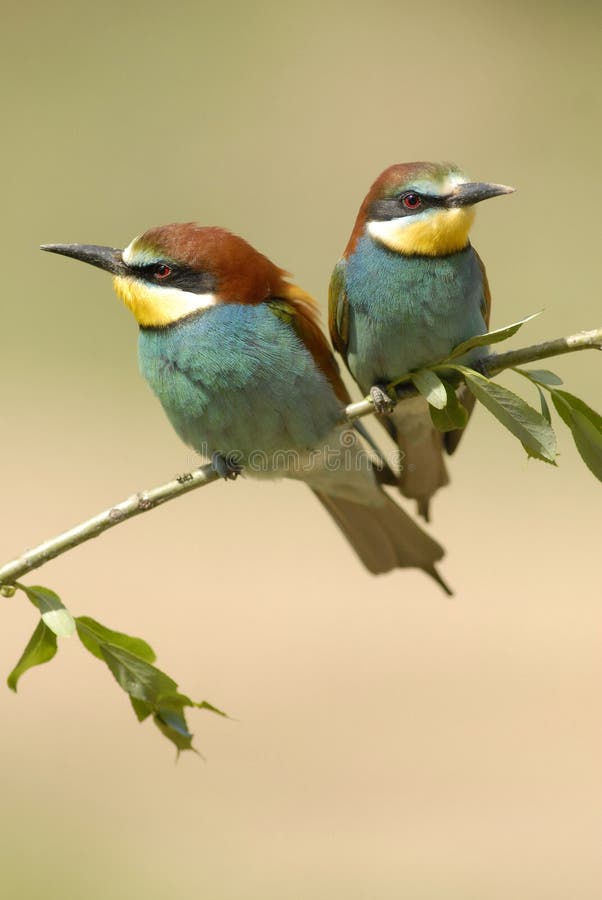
[153,711,198,755]
[7,618,58,691]
[522,368,564,386]
[98,643,177,703]
[551,391,602,481]
[76,616,156,663]
[512,367,563,422]
[449,365,557,463]
[153,692,221,755]
[22,585,75,637]
[75,614,227,753]
[410,370,448,409]
[552,390,602,431]
[445,311,542,361]
[154,694,196,753]
[193,699,229,718]
[537,386,552,423]
[156,707,192,738]
[130,697,153,722]
[429,381,469,432]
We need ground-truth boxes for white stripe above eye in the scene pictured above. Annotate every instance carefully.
[121,239,140,265]
[122,238,173,268]
[403,172,468,198]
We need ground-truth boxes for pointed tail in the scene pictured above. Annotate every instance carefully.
[379,401,449,521]
[313,489,452,595]
[396,425,449,521]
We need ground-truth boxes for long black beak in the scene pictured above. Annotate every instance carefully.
[40,243,127,276]
[447,182,515,208]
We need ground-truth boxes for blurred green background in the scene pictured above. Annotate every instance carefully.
[1,0,601,897]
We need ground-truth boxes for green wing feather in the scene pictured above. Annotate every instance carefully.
[328,259,350,362]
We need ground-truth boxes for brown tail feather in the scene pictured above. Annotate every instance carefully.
[396,426,449,522]
[378,401,449,521]
[382,387,476,515]
[313,490,452,595]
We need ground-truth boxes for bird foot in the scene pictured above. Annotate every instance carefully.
[369,384,396,415]
[212,453,243,481]
[469,357,490,378]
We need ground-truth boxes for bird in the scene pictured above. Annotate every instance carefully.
[329,162,514,520]
[41,223,451,592]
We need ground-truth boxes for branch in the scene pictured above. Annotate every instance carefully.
[484,327,602,375]
[1,325,600,589]
[344,326,602,420]
[0,465,217,590]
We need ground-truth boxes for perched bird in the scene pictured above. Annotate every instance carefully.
[42,224,450,591]
[330,162,514,520]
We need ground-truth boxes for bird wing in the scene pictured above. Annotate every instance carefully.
[475,248,492,327]
[270,283,351,406]
[443,248,492,454]
[328,259,350,363]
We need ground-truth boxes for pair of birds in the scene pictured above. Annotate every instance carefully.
[42,162,513,593]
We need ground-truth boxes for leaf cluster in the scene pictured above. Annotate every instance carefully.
[8,584,226,755]
[406,313,602,480]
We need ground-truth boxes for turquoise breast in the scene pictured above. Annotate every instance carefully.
[344,237,488,390]
[137,303,342,463]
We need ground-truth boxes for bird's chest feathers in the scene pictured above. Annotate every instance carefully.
[137,305,341,457]
[139,310,278,421]
[345,238,486,385]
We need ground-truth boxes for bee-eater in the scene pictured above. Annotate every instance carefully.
[42,224,450,592]
[330,162,514,520]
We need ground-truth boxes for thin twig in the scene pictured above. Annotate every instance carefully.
[0,465,217,589]
[1,325,600,588]
[484,327,602,375]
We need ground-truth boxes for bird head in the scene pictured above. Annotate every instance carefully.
[345,162,514,258]
[41,224,290,327]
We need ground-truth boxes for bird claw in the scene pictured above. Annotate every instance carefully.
[369,384,396,415]
[212,453,243,481]
[469,357,490,378]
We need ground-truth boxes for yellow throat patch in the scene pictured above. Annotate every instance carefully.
[368,206,476,257]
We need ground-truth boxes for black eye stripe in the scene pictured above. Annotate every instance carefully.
[128,263,217,294]
[135,263,174,279]
[369,191,447,222]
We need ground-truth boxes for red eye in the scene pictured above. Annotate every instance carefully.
[155,264,172,279]
[403,193,422,210]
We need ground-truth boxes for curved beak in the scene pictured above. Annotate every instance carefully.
[447,182,515,208]
[40,243,127,276]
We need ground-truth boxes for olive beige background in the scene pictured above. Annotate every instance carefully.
[1,1,600,897]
